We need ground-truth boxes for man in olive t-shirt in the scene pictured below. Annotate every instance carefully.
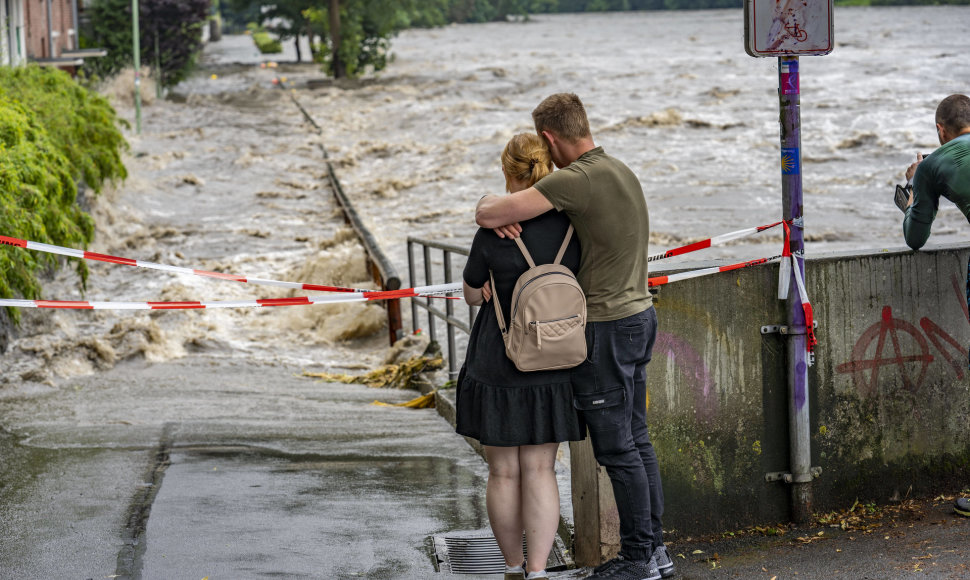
[477,94,671,580]
[898,94,970,519]
[533,147,652,321]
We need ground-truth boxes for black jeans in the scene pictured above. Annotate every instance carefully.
[572,307,663,562]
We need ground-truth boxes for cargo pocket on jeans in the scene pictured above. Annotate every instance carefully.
[573,385,626,431]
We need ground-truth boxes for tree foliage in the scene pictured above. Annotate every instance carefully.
[80,0,211,87]
[0,66,128,193]
[221,0,964,78]
[0,67,129,318]
[224,0,546,77]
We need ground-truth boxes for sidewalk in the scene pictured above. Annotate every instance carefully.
[437,388,970,580]
[662,496,969,579]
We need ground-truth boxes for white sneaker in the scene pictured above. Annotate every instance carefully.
[505,562,526,580]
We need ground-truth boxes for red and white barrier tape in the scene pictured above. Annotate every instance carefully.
[0,235,371,294]
[3,218,811,341]
[0,282,462,310]
[647,221,784,262]
[777,221,793,300]
[648,255,782,287]
[649,218,815,356]
[790,254,817,354]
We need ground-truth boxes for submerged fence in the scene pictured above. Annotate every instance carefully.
[284,85,403,345]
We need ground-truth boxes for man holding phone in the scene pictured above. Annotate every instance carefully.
[897,93,970,518]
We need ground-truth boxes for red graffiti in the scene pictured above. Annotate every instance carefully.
[952,273,969,324]
[836,306,933,396]
[837,301,967,397]
[920,317,966,381]
[837,270,969,396]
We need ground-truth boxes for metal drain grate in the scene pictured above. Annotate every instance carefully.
[432,529,568,574]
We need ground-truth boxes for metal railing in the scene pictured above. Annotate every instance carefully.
[407,237,478,382]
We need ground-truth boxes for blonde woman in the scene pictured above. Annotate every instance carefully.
[456,133,585,580]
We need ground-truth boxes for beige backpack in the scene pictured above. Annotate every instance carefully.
[490,225,587,372]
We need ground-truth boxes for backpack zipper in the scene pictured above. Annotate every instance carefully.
[531,314,581,350]
[510,271,580,320]
[529,314,580,327]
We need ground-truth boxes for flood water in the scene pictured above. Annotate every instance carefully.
[1,5,968,385]
[304,5,970,266]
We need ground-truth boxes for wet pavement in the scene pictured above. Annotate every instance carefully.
[0,356,499,579]
[666,498,970,579]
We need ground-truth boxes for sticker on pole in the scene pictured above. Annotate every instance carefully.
[744,0,834,57]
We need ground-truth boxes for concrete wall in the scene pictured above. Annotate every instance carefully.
[647,243,970,535]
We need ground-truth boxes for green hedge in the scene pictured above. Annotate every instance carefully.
[252,30,283,54]
[0,66,128,320]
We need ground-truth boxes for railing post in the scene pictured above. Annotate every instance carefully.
[423,245,436,345]
[406,236,477,384]
[386,299,402,345]
[443,250,458,380]
[408,240,418,334]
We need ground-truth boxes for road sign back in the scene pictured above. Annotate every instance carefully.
[745,0,834,57]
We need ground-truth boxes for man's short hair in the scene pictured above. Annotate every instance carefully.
[532,93,591,143]
[936,94,970,135]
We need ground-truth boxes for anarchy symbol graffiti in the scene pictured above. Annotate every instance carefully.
[835,306,933,396]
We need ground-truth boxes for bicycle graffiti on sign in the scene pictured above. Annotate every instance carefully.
[744,0,834,57]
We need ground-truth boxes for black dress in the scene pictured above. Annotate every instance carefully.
[455,210,586,447]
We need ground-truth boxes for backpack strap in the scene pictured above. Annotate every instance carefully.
[513,237,536,268]
[491,225,573,333]
[489,270,507,333]
[553,225,574,266]
[513,226,573,267]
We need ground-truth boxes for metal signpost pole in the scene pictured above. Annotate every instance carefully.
[746,0,832,524]
[778,56,813,523]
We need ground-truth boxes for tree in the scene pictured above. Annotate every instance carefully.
[329,0,345,77]
[300,0,451,78]
[81,0,211,87]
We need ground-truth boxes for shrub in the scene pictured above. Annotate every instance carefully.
[0,67,128,319]
[0,102,92,318]
[252,30,283,54]
[0,66,128,192]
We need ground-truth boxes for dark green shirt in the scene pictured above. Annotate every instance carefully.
[904,133,970,250]
[534,147,652,321]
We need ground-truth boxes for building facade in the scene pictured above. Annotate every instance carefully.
[1,0,27,66]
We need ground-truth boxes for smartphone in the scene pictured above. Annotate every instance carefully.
[894,184,910,213]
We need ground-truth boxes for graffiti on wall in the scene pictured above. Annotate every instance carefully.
[835,274,969,396]
[655,331,716,420]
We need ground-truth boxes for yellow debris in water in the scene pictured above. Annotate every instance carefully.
[372,391,437,409]
[302,354,444,389]
[210,74,218,80]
